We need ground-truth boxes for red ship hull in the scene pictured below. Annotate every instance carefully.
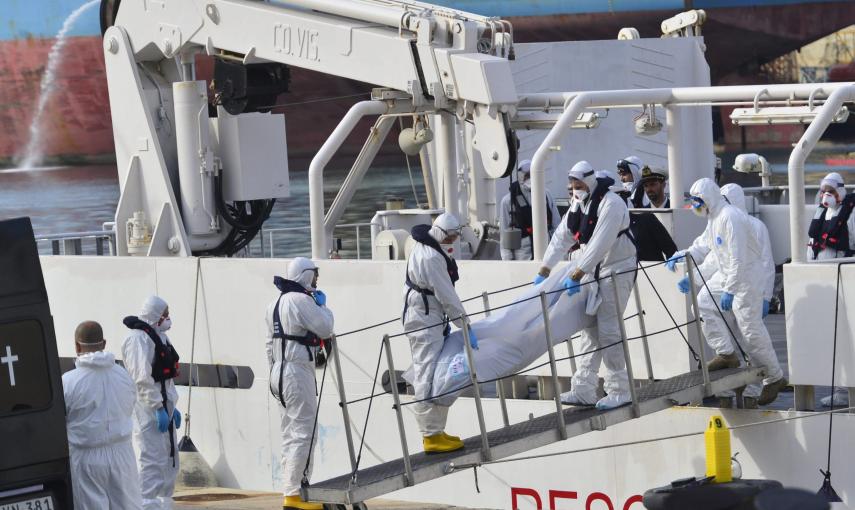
[2,2,853,165]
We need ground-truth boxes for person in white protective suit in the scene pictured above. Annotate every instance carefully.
[499,159,561,260]
[676,183,775,408]
[122,296,181,510]
[616,155,650,208]
[403,212,476,453]
[265,257,334,510]
[666,178,787,406]
[806,172,855,407]
[535,161,637,410]
[64,320,142,509]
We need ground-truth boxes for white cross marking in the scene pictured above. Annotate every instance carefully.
[2,345,19,387]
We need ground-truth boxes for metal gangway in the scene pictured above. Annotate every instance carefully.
[302,256,765,506]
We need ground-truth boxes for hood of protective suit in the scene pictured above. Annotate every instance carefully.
[139,295,168,326]
[568,161,597,191]
[821,172,845,191]
[690,178,725,216]
[517,159,532,178]
[287,257,317,290]
[720,183,747,212]
[621,156,643,189]
[430,212,460,244]
[596,170,622,193]
[75,350,116,369]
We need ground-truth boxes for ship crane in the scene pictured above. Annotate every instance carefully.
[102,0,519,257]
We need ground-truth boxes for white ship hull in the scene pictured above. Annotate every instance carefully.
[42,256,855,509]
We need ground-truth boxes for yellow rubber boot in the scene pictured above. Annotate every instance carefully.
[423,432,464,453]
[283,495,324,510]
[442,432,461,442]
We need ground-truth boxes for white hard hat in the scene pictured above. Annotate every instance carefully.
[517,159,532,176]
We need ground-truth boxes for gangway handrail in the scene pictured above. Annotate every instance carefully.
[306,256,757,505]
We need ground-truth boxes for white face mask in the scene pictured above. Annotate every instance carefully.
[573,189,589,202]
[821,192,839,209]
[521,180,531,191]
[622,181,634,192]
[157,317,172,332]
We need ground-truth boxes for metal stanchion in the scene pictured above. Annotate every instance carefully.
[482,291,510,428]
[632,275,654,381]
[611,273,640,418]
[462,317,491,461]
[382,335,414,485]
[685,256,711,395]
[330,335,357,474]
[539,292,567,439]
[565,337,577,374]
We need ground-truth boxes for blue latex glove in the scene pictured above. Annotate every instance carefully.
[564,277,581,297]
[720,292,734,312]
[665,252,685,272]
[533,274,547,285]
[762,299,770,318]
[313,290,327,306]
[677,276,690,294]
[173,409,182,430]
[155,408,170,433]
[467,328,479,350]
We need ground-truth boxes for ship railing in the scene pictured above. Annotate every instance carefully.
[262,222,374,259]
[35,230,116,256]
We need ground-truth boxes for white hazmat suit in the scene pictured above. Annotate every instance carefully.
[63,350,142,509]
[806,173,855,407]
[690,184,775,399]
[265,257,334,498]
[681,179,784,394]
[542,162,637,409]
[402,214,468,436]
[122,296,180,510]
[499,160,561,260]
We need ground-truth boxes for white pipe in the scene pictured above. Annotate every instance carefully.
[324,115,396,236]
[419,145,437,209]
[518,82,855,109]
[275,0,494,28]
[788,84,855,263]
[666,106,684,208]
[310,101,387,259]
[274,0,412,29]
[435,112,459,219]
